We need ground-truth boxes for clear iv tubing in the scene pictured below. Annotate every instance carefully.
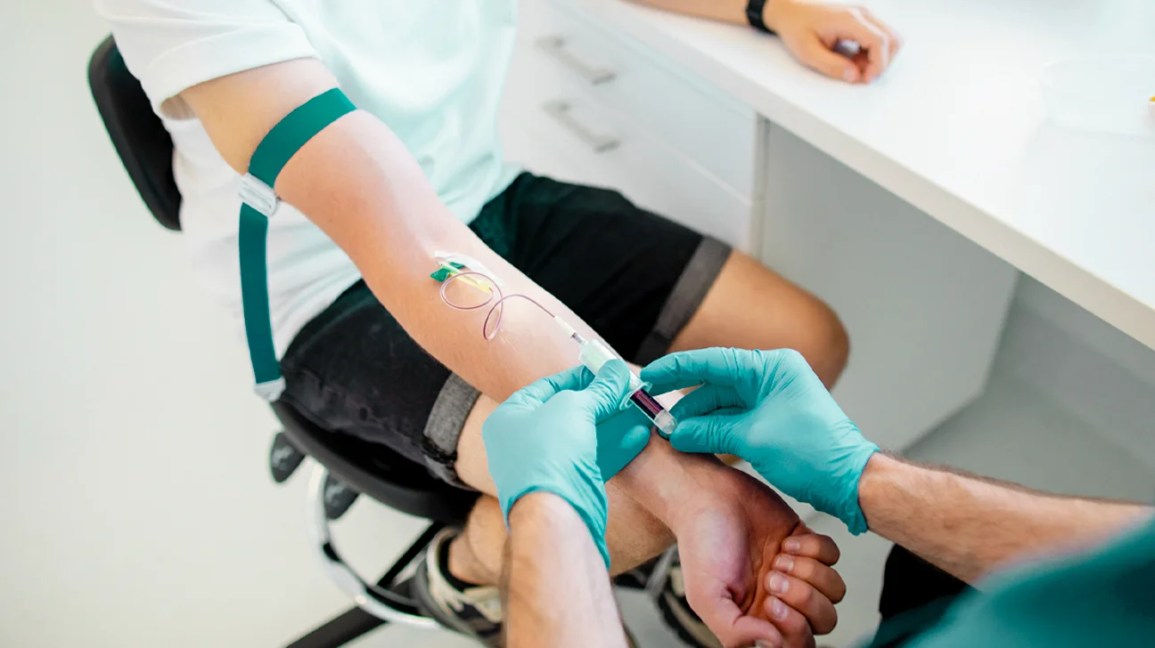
[438,270,555,341]
[439,269,678,438]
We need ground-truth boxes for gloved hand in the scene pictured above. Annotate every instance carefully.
[483,360,639,565]
[641,348,879,534]
[594,405,653,479]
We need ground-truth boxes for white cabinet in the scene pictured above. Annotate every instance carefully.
[760,126,1018,449]
[501,0,758,250]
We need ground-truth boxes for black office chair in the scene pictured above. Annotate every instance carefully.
[87,36,480,648]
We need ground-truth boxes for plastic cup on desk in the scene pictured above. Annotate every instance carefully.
[1040,57,1155,139]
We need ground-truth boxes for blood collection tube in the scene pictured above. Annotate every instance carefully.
[567,330,678,439]
[626,387,677,438]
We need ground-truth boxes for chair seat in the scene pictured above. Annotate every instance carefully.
[273,402,477,525]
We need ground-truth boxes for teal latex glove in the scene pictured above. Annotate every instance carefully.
[641,348,879,534]
[595,405,653,479]
[483,360,638,565]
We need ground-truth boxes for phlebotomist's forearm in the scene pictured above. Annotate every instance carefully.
[859,453,1154,584]
[504,493,627,648]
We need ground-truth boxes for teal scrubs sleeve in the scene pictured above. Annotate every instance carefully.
[899,516,1155,647]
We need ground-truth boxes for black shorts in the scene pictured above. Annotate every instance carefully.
[279,172,731,487]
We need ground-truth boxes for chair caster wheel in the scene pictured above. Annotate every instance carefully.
[324,474,360,520]
[270,432,305,483]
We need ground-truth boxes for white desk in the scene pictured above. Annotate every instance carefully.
[562,0,1155,349]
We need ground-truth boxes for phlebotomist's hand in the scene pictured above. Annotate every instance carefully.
[642,347,879,534]
[483,360,644,566]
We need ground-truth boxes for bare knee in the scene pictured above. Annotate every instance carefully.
[804,299,850,388]
[673,252,851,388]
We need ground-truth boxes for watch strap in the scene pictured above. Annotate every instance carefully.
[746,0,777,35]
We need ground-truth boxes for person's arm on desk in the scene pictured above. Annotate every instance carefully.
[643,348,1154,584]
[626,0,901,82]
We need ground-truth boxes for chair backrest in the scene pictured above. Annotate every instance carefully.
[88,36,182,231]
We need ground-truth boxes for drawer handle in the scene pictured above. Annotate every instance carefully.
[535,35,617,85]
[542,100,620,153]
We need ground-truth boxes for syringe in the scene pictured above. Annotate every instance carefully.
[553,316,677,438]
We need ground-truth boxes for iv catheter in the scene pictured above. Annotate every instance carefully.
[432,254,678,438]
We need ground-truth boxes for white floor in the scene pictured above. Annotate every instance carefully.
[4,3,1152,647]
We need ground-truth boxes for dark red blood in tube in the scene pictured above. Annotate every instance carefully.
[629,389,664,419]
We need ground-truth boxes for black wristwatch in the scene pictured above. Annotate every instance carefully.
[745,0,776,35]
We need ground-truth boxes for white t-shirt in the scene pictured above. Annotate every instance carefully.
[96,0,521,356]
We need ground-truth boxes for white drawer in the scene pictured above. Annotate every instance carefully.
[514,0,757,198]
[501,73,754,250]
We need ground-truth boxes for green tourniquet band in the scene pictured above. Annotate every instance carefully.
[240,204,277,384]
[248,88,356,185]
[239,88,356,395]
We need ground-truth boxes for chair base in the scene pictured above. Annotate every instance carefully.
[286,607,386,648]
[287,465,448,647]
[305,464,442,628]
